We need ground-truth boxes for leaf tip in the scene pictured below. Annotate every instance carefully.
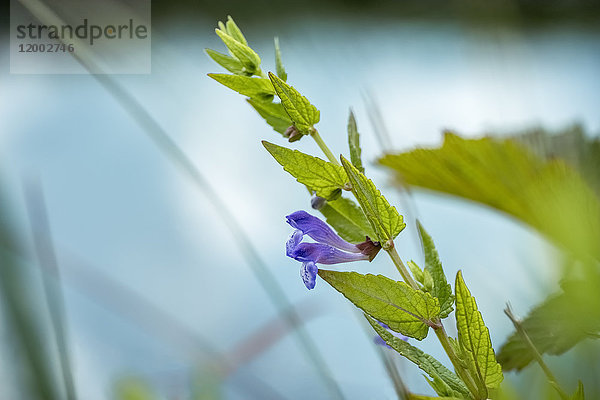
[261,140,273,150]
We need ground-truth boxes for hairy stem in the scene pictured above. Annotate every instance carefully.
[385,246,419,290]
[435,326,483,398]
[310,128,340,165]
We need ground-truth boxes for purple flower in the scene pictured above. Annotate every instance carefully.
[286,211,359,253]
[285,211,382,290]
[300,261,318,290]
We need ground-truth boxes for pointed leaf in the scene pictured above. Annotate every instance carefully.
[367,315,469,396]
[340,156,405,243]
[407,261,425,287]
[268,72,320,134]
[347,110,364,173]
[225,16,247,46]
[455,271,503,394]
[262,141,347,200]
[274,37,287,82]
[205,49,247,75]
[208,74,274,100]
[417,221,454,318]
[247,100,292,134]
[319,270,440,340]
[320,197,376,243]
[215,29,261,73]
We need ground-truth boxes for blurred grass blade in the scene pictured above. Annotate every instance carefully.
[23,177,77,400]
[0,191,59,400]
[59,252,285,399]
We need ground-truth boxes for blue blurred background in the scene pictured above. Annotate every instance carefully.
[1,1,599,398]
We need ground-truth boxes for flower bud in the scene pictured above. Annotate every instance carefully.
[311,196,327,210]
[284,125,302,142]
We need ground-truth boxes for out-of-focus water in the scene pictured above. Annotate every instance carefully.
[1,16,599,399]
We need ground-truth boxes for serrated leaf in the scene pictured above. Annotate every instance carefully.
[319,197,376,243]
[511,125,600,197]
[274,37,287,82]
[215,29,261,73]
[455,271,503,395]
[347,110,364,173]
[262,141,347,200]
[320,270,440,340]
[497,280,600,371]
[571,381,585,400]
[208,74,274,100]
[378,132,600,260]
[417,221,454,318]
[366,315,469,396]
[247,99,292,134]
[340,156,405,243]
[268,72,320,134]
[225,16,247,46]
[205,49,247,75]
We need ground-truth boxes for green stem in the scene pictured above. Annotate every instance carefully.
[504,306,570,400]
[435,326,482,399]
[385,246,419,290]
[310,128,340,166]
[387,246,483,399]
[256,69,268,79]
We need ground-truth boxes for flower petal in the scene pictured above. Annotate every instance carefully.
[300,261,318,290]
[286,229,304,258]
[286,210,360,252]
[289,242,369,265]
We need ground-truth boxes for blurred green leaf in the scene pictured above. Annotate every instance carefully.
[497,279,600,371]
[347,110,364,173]
[319,270,440,340]
[262,141,347,200]
[366,315,469,396]
[215,28,261,73]
[455,271,503,395]
[320,197,375,243]
[208,74,274,100]
[268,72,320,134]
[274,37,287,82]
[511,125,600,196]
[247,99,292,134]
[341,156,405,243]
[379,133,600,260]
[417,221,454,318]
